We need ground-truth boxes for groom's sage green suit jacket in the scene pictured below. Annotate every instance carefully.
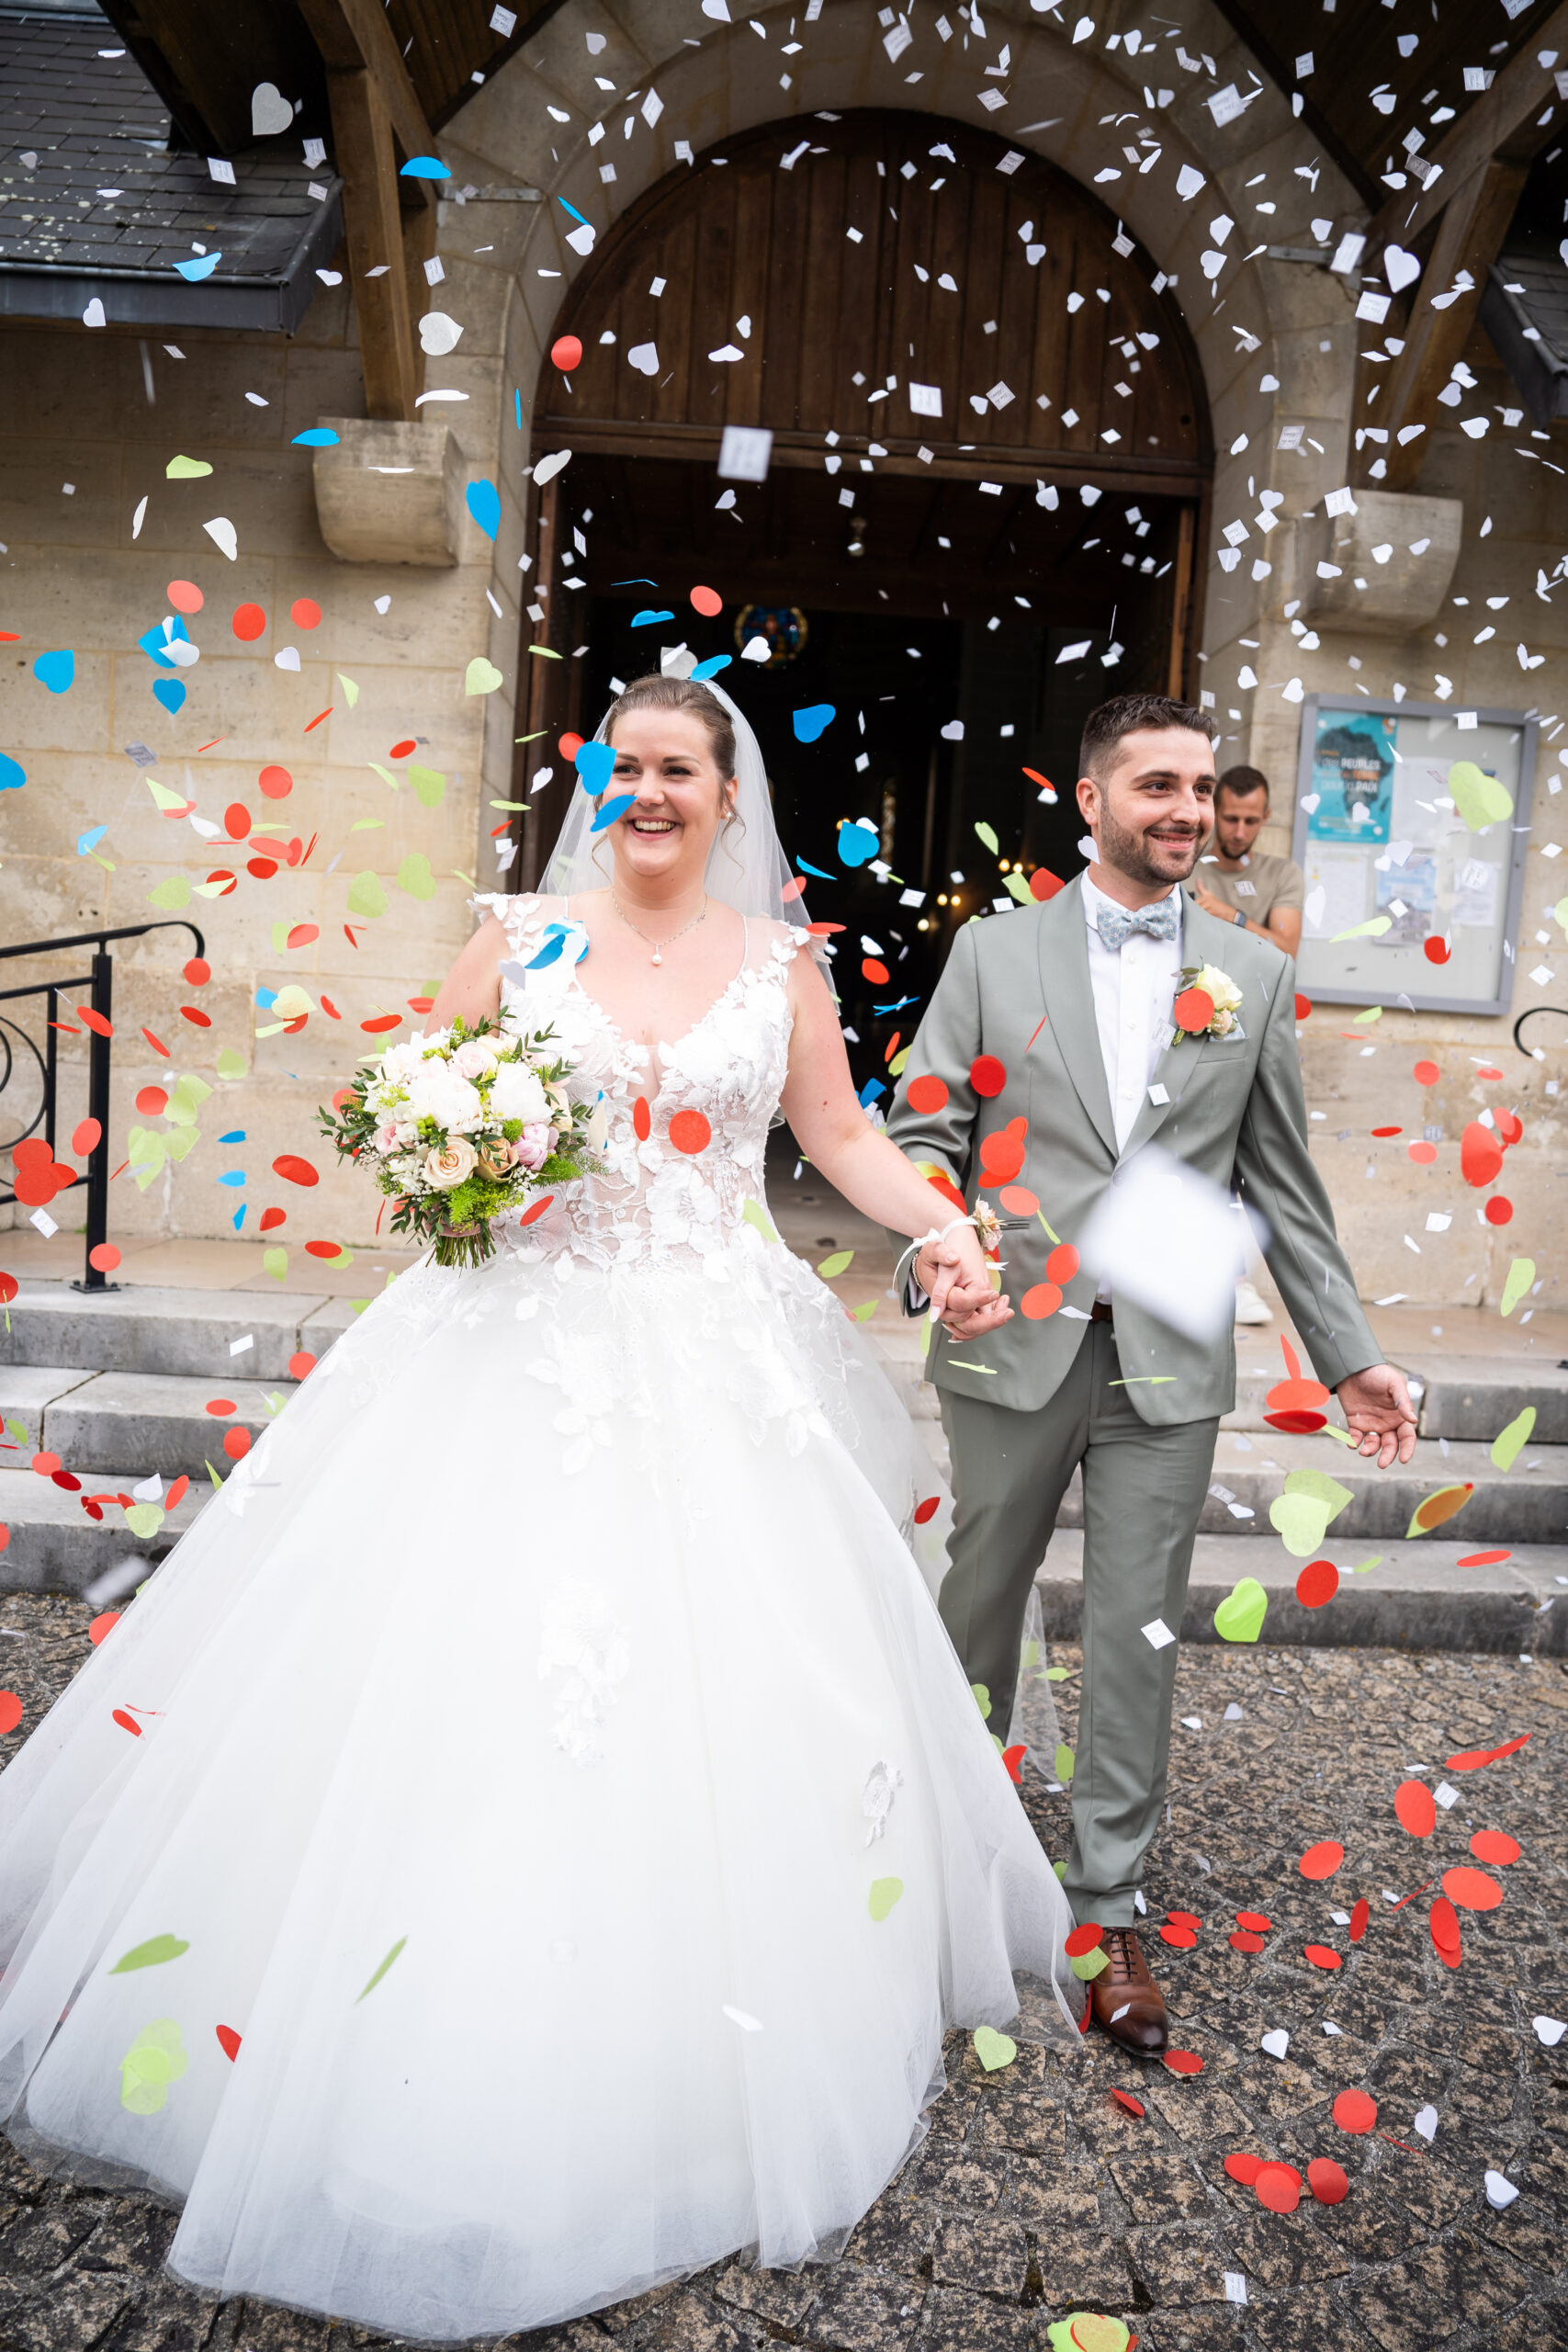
[884,876,1380,1427]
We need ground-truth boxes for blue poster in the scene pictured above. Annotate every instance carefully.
[1306,711,1395,842]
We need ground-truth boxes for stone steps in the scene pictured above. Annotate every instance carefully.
[0,1369,297,1479]
[0,1282,355,1380]
[0,1466,205,1595]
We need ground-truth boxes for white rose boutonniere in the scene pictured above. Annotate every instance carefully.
[1173,962,1245,1044]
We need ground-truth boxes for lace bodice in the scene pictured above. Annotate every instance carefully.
[472,892,804,1272]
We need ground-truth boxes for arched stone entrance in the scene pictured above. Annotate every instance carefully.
[513,108,1213,908]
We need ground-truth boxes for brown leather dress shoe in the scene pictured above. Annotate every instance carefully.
[1088,1928,1169,2056]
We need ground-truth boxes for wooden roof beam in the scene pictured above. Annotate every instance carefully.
[1365,0,1568,252]
[295,0,436,202]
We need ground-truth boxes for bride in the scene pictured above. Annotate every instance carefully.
[0,672,1076,2341]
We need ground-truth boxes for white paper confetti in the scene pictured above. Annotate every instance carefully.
[1141,1618,1176,1651]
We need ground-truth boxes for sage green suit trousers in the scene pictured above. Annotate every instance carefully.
[937,1318,1219,1928]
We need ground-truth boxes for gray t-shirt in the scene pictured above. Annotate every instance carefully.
[1194,852,1304,925]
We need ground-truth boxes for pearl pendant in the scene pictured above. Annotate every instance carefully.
[651,950,662,966]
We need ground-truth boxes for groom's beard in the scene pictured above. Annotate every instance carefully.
[1097,802,1202,890]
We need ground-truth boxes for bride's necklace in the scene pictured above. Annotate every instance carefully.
[611,890,707,967]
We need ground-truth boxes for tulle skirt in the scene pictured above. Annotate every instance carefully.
[0,1225,1076,2340]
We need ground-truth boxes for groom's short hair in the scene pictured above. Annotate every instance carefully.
[1080,694,1216,783]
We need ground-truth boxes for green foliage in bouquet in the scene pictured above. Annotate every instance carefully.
[317,1013,600,1269]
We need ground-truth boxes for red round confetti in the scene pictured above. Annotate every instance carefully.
[632,1096,652,1141]
[1044,1243,1079,1285]
[1424,935,1450,965]
[1160,1924,1197,1949]
[305,1240,343,1261]
[978,1130,1025,1182]
[558,731,583,761]
[31,1453,61,1476]
[1371,1125,1402,1138]
[290,597,321,629]
[863,958,890,985]
[166,578,203,614]
[88,1243,120,1273]
[1255,2163,1301,2212]
[1304,1944,1343,1971]
[1478,1064,1504,1082]
[550,333,582,371]
[1166,1910,1201,1929]
[1483,1196,1513,1226]
[272,1155,319,1187]
[1461,1122,1504,1189]
[668,1109,711,1155]
[0,1275,16,1308]
[286,925,319,952]
[1442,1865,1503,1913]
[1173,986,1214,1034]
[1235,1910,1272,1932]
[1021,1283,1062,1320]
[184,956,210,986]
[203,1397,235,1417]
[1430,1895,1461,1965]
[258,763,293,800]
[87,1611,120,1645]
[906,1073,949,1114]
[1030,867,1064,901]
[1413,1059,1439,1085]
[518,1194,554,1228]
[1065,1924,1104,1957]
[72,1116,101,1157]
[1348,1898,1369,1942]
[135,1086,168,1116]
[247,857,278,880]
[1299,1841,1344,1881]
[1294,1558,1338,1610]
[1308,2158,1348,2206]
[166,1475,188,1510]
[389,739,418,763]
[288,1351,317,1382]
[1459,1549,1511,1567]
[1394,1780,1436,1838]
[232,602,265,641]
[1447,1735,1529,1771]
[998,1184,1039,1216]
[1470,1830,1520,1865]
[1407,1141,1438,1165]
[912,1495,940,1525]
[1163,2049,1202,2075]
[1110,2088,1145,2118]
[0,1692,22,1736]
[204,872,237,897]
[180,1005,211,1028]
[970,1054,1007,1097]
[690,585,723,616]
[224,802,251,841]
[1495,1108,1522,1147]
[259,1207,286,1233]
[1293,992,1312,1020]
[51,1470,80,1492]
[222,1428,251,1461]
[1224,2152,1264,2185]
[216,2024,242,2062]
[1333,2088,1377,2134]
[112,1709,141,1736]
[1228,1930,1266,1953]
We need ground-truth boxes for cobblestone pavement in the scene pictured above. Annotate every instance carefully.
[0,1599,1565,2352]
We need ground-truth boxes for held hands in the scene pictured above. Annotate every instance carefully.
[1337,1363,1418,1468]
[915,1226,1014,1341]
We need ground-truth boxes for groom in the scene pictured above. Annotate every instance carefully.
[887,693,1416,2055]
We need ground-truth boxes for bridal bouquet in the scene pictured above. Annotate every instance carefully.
[318,1014,599,1268]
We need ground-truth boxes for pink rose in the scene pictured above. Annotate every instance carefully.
[514,1122,557,1172]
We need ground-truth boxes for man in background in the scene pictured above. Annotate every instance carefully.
[1189,764,1304,958]
[1188,764,1305,1325]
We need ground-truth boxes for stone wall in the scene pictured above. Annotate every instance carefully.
[0,0,1558,1313]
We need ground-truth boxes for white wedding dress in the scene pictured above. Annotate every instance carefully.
[0,892,1075,2343]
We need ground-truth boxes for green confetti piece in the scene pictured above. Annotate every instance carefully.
[1492,1405,1536,1472]
[1034,1208,1063,1245]
[1213,1575,1269,1643]
[1070,1943,1111,1980]
[1003,870,1034,905]
[1447,759,1513,831]
[217,1047,246,1080]
[974,820,999,854]
[740,1198,777,1243]
[165,1074,211,1127]
[466,656,504,695]
[123,1502,164,1540]
[1350,1004,1382,1024]
[119,2018,187,2114]
[164,454,211,478]
[408,765,446,809]
[817,1249,854,1278]
[1054,1743,1075,1782]
[972,1682,992,1722]
[110,1934,189,1974]
[1045,1666,1074,1682]
[262,1247,288,1282]
[205,1460,222,1489]
[397,852,436,901]
[1500,1257,1535,1318]
[347,870,388,920]
[1053,1858,1068,1879]
[1352,1555,1382,1575]
[148,874,191,911]
[868,1877,904,1922]
[356,1935,407,2003]
[1021,1639,1041,1672]
[1330,914,1392,942]
[850,1298,877,1322]
[972,2025,1016,2072]
[1267,1466,1354,1559]
[337,673,359,707]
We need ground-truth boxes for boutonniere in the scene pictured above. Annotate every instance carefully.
[1172,961,1244,1044]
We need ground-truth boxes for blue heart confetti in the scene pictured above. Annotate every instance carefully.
[591,792,636,833]
[574,738,616,791]
[793,703,836,743]
[152,678,186,715]
[33,649,74,694]
[465,479,501,540]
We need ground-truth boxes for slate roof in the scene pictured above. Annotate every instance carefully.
[0,7,342,332]
[1480,246,1568,428]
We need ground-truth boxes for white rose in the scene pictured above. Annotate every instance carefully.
[1195,965,1243,1014]
[489,1059,550,1126]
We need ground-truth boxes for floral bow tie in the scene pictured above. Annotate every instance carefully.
[1093,894,1181,952]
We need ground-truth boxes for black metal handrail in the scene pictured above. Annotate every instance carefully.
[1515,1004,1567,1057]
[0,922,206,1294]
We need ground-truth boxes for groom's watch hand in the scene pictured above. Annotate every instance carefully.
[942,1277,1013,1340]
[1337,1363,1418,1468]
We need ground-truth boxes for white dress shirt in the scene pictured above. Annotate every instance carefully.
[1081,871,1184,1153]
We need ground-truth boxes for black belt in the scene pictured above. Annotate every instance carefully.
[1089,1300,1114,1325]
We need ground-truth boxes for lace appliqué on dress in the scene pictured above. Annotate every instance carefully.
[537,1579,630,1763]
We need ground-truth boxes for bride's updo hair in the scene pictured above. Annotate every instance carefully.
[605,673,737,793]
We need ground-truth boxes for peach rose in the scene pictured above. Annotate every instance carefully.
[476,1136,515,1182]
[423,1136,478,1191]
